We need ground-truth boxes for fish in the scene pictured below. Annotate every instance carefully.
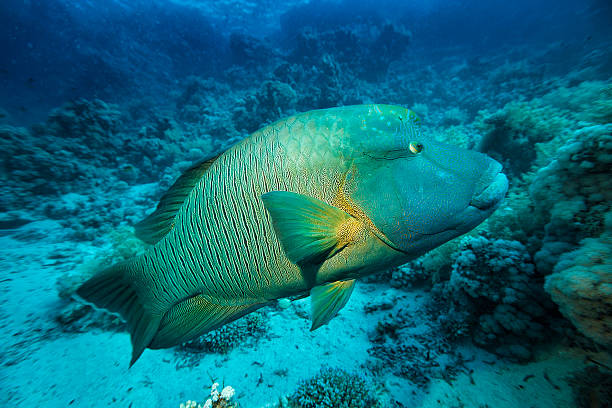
[77,104,508,365]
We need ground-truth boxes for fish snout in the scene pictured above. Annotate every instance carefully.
[469,160,508,210]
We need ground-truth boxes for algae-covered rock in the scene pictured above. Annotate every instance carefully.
[545,213,612,348]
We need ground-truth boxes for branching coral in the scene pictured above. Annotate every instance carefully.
[430,235,560,360]
[287,367,385,408]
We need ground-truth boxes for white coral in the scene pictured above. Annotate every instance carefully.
[220,386,235,400]
[210,382,220,402]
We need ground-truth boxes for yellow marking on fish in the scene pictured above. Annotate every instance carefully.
[332,167,395,249]
[336,217,363,248]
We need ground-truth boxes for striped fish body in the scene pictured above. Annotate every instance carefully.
[134,107,405,336]
[77,104,508,365]
[135,114,344,317]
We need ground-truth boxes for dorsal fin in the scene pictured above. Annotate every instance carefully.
[134,153,221,244]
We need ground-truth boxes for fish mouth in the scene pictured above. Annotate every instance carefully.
[469,164,509,211]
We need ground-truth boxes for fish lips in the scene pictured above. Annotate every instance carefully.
[440,167,508,235]
[469,171,509,211]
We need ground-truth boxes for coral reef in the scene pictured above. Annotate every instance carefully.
[539,80,612,125]
[475,80,612,177]
[530,124,612,275]
[0,100,121,212]
[475,100,572,176]
[286,367,386,408]
[388,262,429,289]
[545,213,612,348]
[174,76,239,140]
[430,235,561,361]
[280,2,411,82]
[0,96,222,243]
[0,100,123,208]
[232,80,298,133]
[1,1,612,407]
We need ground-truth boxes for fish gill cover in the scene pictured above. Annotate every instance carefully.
[0,0,611,407]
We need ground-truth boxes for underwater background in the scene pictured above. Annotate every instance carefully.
[1,0,612,407]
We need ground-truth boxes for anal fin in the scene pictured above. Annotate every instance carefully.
[149,294,266,349]
[310,279,356,331]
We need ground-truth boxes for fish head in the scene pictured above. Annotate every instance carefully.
[342,104,508,257]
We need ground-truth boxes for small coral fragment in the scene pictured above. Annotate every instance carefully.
[180,382,238,408]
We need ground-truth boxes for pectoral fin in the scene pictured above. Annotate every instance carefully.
[310,279,356,330]
[261,191,361,265]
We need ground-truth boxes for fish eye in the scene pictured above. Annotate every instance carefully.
[409,141,424,154]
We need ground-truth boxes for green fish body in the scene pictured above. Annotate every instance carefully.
[77,104,508,365]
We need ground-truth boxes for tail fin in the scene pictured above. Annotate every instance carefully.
[76,262,163,367]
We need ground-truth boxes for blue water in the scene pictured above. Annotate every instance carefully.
[1,1,611,407]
